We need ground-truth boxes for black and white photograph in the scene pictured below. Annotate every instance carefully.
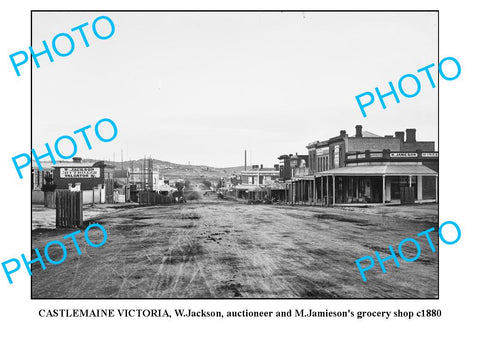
[4,0,480,338]
[29,11,440,299]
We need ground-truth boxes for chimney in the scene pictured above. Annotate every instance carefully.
[340,130,346,137]
[260,164,263,170]
[406,129,416,143]
[274,164,279,171]
[252,164,259,170]
[395,131,405,142]
[72,157,82,163]
[244,150,247,171]
[355,125,363,138]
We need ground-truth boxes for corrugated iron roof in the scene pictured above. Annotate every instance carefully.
[316,164,437,176]
[234,184,262,190]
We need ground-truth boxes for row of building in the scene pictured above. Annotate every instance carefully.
[219,125,438,205]
[32,157,178,205]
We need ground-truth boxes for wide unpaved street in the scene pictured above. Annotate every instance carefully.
[32,199,438,298]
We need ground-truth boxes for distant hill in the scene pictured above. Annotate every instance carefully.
[82,158,245,183]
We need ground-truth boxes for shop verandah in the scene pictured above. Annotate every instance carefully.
[288,176,315,204]
[289,165,438,206]
[219,184,270,202]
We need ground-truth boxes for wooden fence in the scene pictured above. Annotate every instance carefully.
[56,190,83,228]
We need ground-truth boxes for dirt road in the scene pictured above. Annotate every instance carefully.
[32,199,438,298]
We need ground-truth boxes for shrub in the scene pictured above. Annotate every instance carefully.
[184,190,201,200]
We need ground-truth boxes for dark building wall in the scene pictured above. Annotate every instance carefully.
[422,160,439,172]
[401,141,435,152]
[283,160,291,180]
[399,128,435,151]
[347,137,401,152]
[308,149,316,173]
[279,154,308,180]
[278,155,292,181]
[347,138,434,153]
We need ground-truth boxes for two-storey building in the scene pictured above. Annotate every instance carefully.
[293,125,438,205]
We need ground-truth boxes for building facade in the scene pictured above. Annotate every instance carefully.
[240,165,279,185]
[290,125,438,205]
[52,159,116,204]
[278,154,309,181]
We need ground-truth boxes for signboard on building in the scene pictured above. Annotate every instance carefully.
[60,167,101,178]
[334,145,340,168]
[316,147,329,156]
[421,152,438,157]
[390,152,417,158]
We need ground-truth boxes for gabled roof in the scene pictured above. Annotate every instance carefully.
[362,131,381,138]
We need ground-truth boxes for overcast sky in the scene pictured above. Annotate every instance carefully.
[33,11,438,167]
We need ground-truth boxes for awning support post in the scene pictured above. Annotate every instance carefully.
[321,176,324,206]
[326,176,329,206]
[332,175,336,206]
[382,175,386,204]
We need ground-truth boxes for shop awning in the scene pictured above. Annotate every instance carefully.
[234,184,264,191]
[315,164,437,176]
[292,175,315,181]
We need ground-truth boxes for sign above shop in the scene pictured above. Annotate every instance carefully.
[60,167,100,178]
[390,152,417,158]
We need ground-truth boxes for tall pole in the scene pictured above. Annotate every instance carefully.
[244,150,247,171]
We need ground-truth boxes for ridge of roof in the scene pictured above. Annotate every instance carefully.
[362,130,381,137]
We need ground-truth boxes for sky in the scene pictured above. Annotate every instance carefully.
[32,11,438,167]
